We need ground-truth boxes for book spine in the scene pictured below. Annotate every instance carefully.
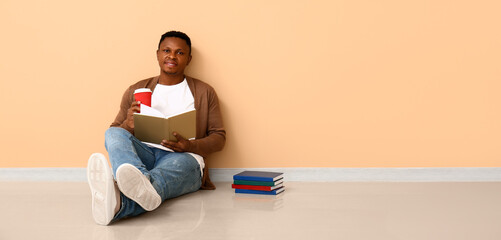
[235,187,284,195]
[233,176,274,182]
[232,184,272,191]
[233,180,276,186]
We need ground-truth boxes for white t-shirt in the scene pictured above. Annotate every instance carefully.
[151,79,205,174]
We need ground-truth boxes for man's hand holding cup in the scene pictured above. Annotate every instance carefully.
[124,88,152,131]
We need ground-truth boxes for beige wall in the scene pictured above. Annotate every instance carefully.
[1,0,500,168]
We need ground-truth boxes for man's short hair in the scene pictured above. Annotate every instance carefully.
[158,31,192,54]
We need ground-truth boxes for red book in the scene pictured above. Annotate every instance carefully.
[232,183,283,191]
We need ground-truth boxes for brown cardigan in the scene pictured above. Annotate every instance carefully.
[110,75,226,190]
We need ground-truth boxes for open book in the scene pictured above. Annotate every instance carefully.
[133,105,196,150]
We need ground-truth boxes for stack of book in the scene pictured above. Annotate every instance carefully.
[232,171,285,195]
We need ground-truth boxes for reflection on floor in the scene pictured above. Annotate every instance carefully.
[0,181,500,240]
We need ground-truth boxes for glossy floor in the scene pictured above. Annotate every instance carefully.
[0,181,500,240]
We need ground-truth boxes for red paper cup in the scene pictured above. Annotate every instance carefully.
[134,88,152,107]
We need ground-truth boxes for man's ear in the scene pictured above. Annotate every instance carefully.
[187,55,192,65]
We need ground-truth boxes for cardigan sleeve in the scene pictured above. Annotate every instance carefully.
[187,85,226,158]
[110,86,135,134]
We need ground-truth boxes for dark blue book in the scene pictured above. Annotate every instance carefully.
[235,187,285,195]
[233,171,283,182]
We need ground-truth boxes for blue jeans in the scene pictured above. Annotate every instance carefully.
[104,127,202,221]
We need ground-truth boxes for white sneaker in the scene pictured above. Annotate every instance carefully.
[87,153,118,225]
[116,163,161,211]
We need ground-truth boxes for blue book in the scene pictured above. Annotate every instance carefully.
[235,187,285,195]
[233,171,283,182]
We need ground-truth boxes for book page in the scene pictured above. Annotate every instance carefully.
[142,142,174,152]
[139,104,165,118]
[165,107,196,119]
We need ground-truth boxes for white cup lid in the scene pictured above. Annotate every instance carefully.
[134,88,152,94]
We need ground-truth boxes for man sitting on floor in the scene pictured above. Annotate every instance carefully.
[87,30,226,225]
